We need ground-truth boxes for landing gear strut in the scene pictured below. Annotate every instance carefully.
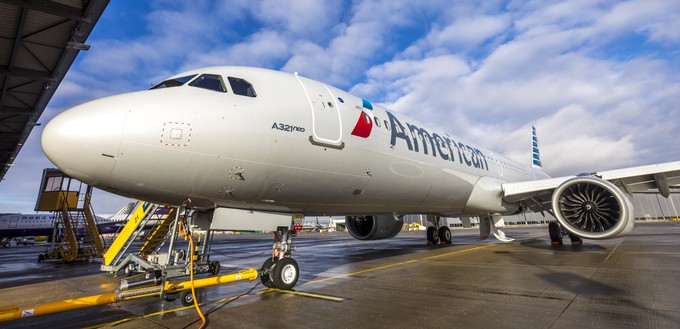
[549,222,582,247]
[426,226,439,244]
[260,226,300,290]
[426,215,452,245]
[548,222,562,246]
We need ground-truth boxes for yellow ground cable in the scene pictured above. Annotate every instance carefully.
[179,219,207,329]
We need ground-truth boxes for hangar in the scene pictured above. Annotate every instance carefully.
[0,0,109,182]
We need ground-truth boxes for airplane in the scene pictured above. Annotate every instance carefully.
[0,204,133,247]
[40,66,680,290]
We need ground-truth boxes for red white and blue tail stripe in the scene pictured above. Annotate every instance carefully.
[532,126,542,169]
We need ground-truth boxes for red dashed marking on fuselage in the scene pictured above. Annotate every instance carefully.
[160,122,192,147]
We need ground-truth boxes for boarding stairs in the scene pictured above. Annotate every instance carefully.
[102,201,167,267]
[35,169,106,262]
[101,204,219,288]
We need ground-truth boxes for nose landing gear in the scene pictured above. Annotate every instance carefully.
[260,226,300,290]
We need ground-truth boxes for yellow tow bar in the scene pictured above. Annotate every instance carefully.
[0,269,258,323]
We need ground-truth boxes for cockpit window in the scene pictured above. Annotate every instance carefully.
[149,74,197,90]
[189,74,227,93]
[228,77,257,97]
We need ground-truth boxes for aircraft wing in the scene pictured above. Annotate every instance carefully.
[502,161,680,207]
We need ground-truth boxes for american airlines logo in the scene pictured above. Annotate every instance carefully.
[386,111,489,171]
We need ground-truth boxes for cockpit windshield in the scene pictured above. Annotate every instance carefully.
[149,74,197,90]
[189,74,227,93]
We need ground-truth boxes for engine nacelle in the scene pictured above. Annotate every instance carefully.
[551,176,634,240]
[346,215,404,240]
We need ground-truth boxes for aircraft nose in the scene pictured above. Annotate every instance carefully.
[41,99,126,185]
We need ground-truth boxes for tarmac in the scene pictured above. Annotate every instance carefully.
[1,221,679,328]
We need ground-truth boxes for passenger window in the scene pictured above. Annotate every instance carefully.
[189,74,227,93]
[228,77,257,97]
[150,74,197,90]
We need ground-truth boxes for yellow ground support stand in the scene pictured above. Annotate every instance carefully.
[82,190,105,256]
[103,201,156,266]
[35,169,106,262]
[138,207,177,255]
[0,269,258,323]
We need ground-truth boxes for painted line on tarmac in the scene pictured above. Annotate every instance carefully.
[303,244,495,286]
[86,244,496,327]
[259,288,345,302]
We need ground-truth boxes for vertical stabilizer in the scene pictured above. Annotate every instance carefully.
[532,126,542,169]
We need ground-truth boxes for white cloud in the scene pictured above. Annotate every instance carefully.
[283,0,447,86]
[3,1,680,213]
[355,1,680,177]
[252,0,344,41]
[425,15,510,52]
[595,0,680,43]
[187,30,291,69]
[517,105,637,175]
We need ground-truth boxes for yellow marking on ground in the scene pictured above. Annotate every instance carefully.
[421,244,495,260]
[260,288,345,302]
[86,244,496,327]
[304,244,495,286]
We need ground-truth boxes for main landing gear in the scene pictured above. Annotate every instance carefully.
[426,215,452,245]
[260,226,300,290]
[548,222,582,247]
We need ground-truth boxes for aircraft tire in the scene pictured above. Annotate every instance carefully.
[260,257,275,288]
[548,222,563,246]
[569,233,583,247]
[272,257,299,290]
[438,227,452,244]
[426,227,440,244]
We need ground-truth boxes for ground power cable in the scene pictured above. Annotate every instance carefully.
[179,218,207,329]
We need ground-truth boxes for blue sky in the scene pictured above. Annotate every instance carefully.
[1,0,679,214]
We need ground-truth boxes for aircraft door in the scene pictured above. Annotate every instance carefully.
[9,216,18,228]
[295,75,343,148]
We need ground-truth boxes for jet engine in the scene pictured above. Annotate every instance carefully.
[346,215,404,240]
[551,176,634,240]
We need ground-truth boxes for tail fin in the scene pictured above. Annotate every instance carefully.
[116,202,136,215]
[531,126,542,169]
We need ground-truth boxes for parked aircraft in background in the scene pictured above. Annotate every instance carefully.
[0,203,133,246]
[40,66,680,289]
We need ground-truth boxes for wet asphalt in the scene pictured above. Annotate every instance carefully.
[1,221,680,328]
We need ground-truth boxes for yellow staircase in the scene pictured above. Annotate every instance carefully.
[82,188,105,257]
[56,207,79,261]
[35,169,105,262]
[103,201,157,266]
[138,207,177,255]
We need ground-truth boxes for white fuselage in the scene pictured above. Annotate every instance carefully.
[0,213,124,238]
[41,66,549,216]
[0,213,57,237]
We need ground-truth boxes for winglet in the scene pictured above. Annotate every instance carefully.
[532,126,542,169]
